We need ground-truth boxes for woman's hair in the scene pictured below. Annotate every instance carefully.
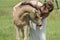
[43,1,54,12]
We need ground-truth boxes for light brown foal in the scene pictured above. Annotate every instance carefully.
[13,4,42,40]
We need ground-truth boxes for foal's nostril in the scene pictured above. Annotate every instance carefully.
[39,25,42,27]
[36,24,42,27]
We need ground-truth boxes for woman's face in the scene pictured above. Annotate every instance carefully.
[40,6,49,14]
[40,6,50,19]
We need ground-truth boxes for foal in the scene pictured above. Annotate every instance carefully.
[13,4,41,40]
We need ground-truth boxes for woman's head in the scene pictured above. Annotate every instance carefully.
[40,1,54,19]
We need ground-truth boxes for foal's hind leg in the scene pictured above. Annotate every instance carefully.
[23,25,28,40]
[14,25,20,40]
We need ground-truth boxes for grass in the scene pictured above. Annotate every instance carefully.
[46,10,60,40]
[0,0,60,40]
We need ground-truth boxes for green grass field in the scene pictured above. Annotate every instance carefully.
[0,0,60,40]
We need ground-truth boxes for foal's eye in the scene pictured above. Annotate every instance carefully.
[35,16,38,18]
[40,13,44,17]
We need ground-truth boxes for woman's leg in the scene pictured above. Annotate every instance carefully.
[29,18,47,40]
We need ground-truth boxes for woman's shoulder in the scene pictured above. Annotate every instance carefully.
[30,1,43,6]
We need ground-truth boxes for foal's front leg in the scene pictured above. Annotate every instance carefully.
[14,25,20,40]
[23,25,28,40]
